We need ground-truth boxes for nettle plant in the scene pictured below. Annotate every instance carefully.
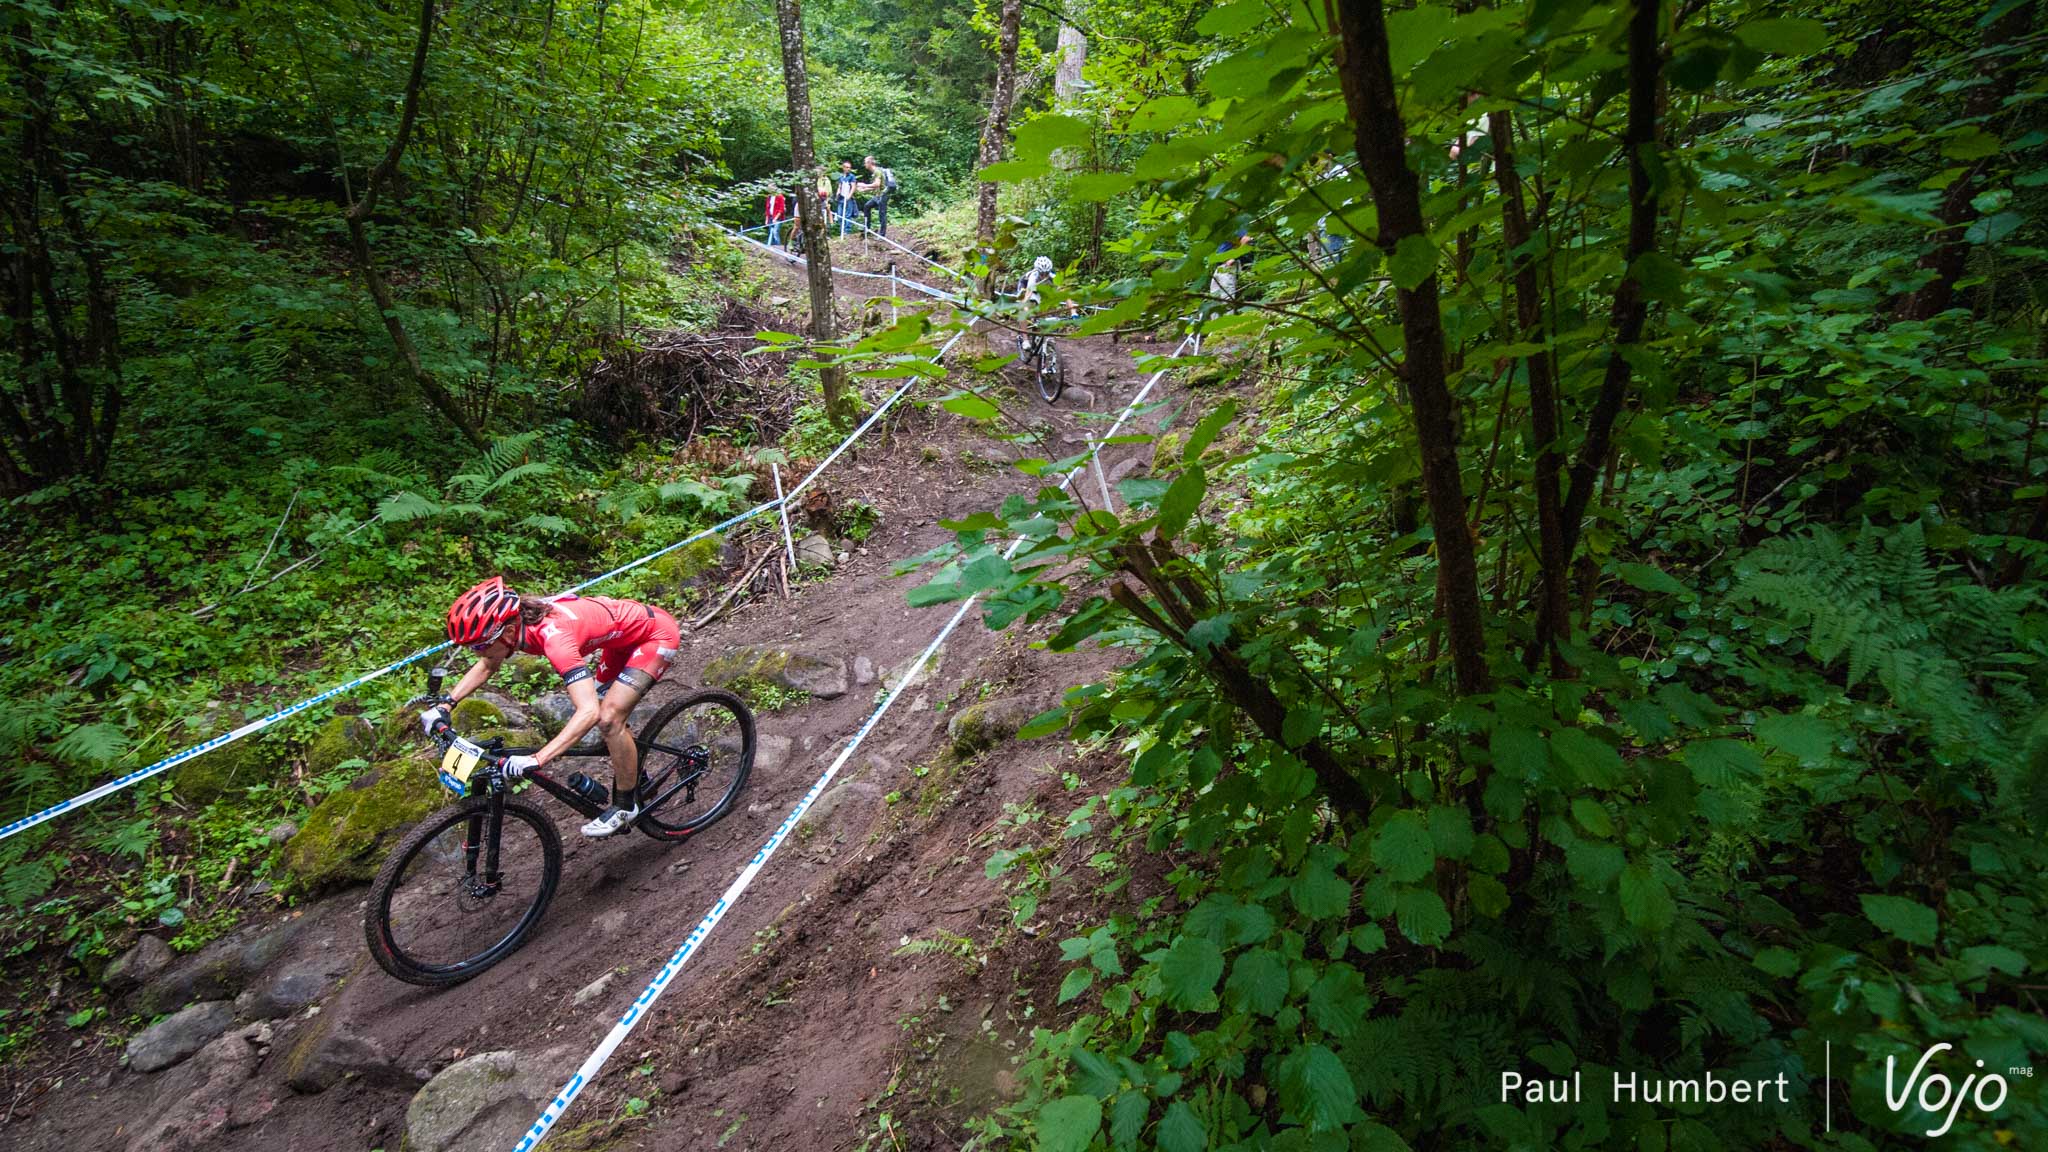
[911,0,2047,1148]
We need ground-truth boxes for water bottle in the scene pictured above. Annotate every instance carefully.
[566,773,610,808]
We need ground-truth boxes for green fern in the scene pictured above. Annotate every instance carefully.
[1732,522,2032,761]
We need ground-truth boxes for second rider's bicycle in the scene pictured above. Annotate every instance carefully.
[1016,326,1067,404]
[364,667,756,987]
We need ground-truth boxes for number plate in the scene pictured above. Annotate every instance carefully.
[439,736,487,795]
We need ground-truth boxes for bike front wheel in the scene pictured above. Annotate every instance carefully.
[634,688,756,843]
[365,794,562,987]
[1036,338,1067,403]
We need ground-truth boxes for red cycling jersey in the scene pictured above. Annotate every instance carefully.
[514,594,680,688]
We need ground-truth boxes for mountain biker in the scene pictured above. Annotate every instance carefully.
[425,576,681,838]
[1020,255,1079,319]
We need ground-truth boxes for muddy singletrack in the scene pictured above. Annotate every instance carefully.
[1,233,1196,1152]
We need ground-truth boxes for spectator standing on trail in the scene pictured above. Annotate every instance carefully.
[837,161,858,236]
[1210,232,1249,307]
[764,188,788,248]
[856,155,895,238]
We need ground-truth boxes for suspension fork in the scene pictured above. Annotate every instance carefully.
[480,788,508,888]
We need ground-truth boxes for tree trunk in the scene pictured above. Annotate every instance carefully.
[974,0,1025,252]
[773,0,851,427]
[1894,3,2032,320]
[1055,25,1087,103]
[1553,0,1664,563]
[1331,0,1490,696]
[344,0,488,452]
[1490,108,1569,674]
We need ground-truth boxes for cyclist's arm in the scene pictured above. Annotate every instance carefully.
[446,655,502,706]
[527,676,602,766]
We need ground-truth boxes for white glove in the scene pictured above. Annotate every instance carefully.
[420,706,450,737]
[502,754,539,779]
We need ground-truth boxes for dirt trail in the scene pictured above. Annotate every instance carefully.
[2,232,1188,1152]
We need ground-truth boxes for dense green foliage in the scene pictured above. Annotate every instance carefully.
[909,0,2048,1148]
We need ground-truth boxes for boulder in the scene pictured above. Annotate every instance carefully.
[127,1000,235,1073]
[238,952,353,1021]
[1105,455,1148,487]
[103,934,175,995]
[948,697,1041,756]
[530,692,602,747]
[451,696,507,734]
[755,733,793,776]
[853,655,876,685]
[303,714,377,776]
[129,918,304,1017]
[172,708,284,805]
[274,758,447,892]
[123,1025,265,1152]
[501,653,556,693]
[405,1046,579,1152]
[653,533,726,592]
[798,781,883,839]
[474,690,533,730]
[881,644,945,694]
[281,1015,399,1094]
[703,644,848,700]
[796,533,837,568]
[571,971,614,1007]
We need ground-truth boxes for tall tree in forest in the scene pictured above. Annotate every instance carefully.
[1331,0,1489,695]
[774,0,850,426]
[973,0,1025,265]
[343,0,488,451]
[1055,23,1086,103]
[1,11,125,492]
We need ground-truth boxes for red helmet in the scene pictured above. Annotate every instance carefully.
[447,576,521,646]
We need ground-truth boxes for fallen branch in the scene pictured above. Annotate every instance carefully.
[693,544,779,629]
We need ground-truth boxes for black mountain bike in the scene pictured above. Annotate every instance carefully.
[1016,325,1067,403]
[364,667,756,987]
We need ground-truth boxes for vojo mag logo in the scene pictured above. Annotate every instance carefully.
[1884,1043,2023,1138]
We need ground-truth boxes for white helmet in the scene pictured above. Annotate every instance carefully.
[1033,256,1054,275]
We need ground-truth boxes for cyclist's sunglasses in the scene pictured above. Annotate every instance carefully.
[468,622,514,654]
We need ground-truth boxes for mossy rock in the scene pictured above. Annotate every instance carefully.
[702,643,848,700]
[451,697,506,734]
[375,706,425,757]
[304,715,377,776]
[1151,430,1187,473]
[500,655,555,695]
[174,710,286,805]
[274,759,448,893]
[653,534,725,586]
[946,697,1038,757]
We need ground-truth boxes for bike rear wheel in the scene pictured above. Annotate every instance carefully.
[365,794,562,987]
[634,688,756,843]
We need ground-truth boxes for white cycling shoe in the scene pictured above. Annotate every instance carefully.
[580,786,644,839]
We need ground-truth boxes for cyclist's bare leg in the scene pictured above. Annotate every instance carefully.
[596,672,649,796]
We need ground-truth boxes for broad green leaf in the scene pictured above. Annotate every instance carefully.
[1684,739,1761,786]
[1058,966,1095,1004]
[1752,947,1802,977]
[1110,1091,1148,1151]
[1016,707,1070,740]
[1390,234,1438,291]
[1036,1095,1102,1152]
[1572,798,1614,838]
[1386,5,1454,74]
[1307,963,1369,1037]
[1755,713,1835,763]
[1628,252,1687,307]
[1427,806,1475,859]
[1157,1101,1206,1152]
[1394,888,1451,945]
[1469,874,1510,918]
[1015,115,1093,162]
[1157,934,1225,1009]
[1281,704,1322,748]
[1491,724,1548,780]
[1735,17,1831,55]
[1619,862,1677,931]
[1225,947,1289,1016]
[1277,1044,1361,1131]
[1614,561,1688,596]
[1861,893,1938,946]
[1070,173,1134,202]
[1291,860,1352,919]
[1183,400,1239,462]
[1372,811,1435,882]
[1156,464,1206,539]
[1550,728,1623,788]
[939,393,1001,421]
[1195,0,1264,36]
